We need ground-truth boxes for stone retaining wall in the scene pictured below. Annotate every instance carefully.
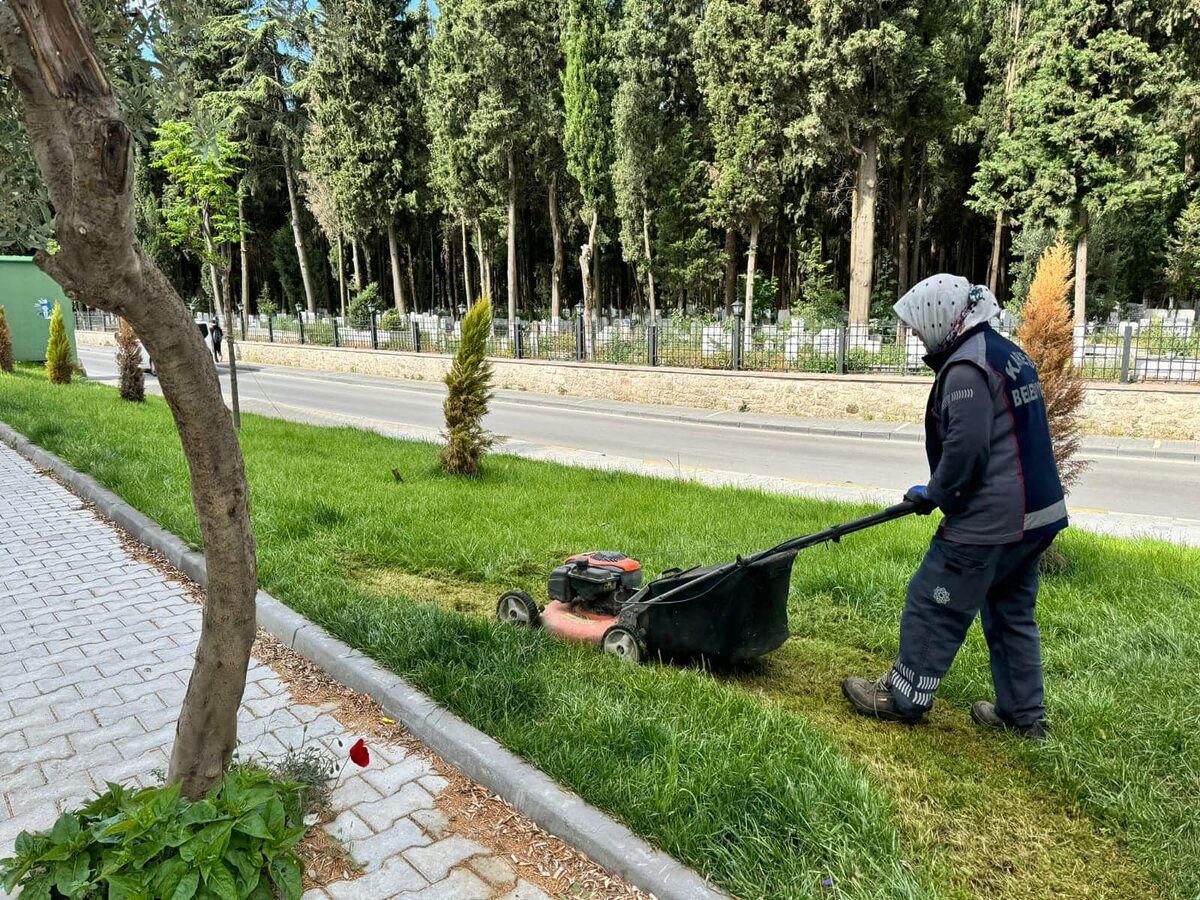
[76,331,1200,441]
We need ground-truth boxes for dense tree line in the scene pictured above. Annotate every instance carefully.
[3,0,1199,327]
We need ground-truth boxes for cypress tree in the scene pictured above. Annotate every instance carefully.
[46,302,72,384]
[441,297,496,476]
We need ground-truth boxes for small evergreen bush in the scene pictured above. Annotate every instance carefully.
[0,305,13,373]
[441,298,495,476]
[116,318,146,402]
[46,302,73,384]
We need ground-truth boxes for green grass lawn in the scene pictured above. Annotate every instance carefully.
[3,367,1199,900]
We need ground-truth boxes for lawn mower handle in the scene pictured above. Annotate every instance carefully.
[751,499,921,561]
[638,500,921,609]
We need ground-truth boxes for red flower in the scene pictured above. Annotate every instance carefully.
[349,738,370,768]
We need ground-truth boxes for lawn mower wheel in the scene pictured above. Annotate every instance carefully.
[496,590,540,626]
[601,624,646,664]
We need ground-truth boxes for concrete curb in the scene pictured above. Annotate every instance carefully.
[0,421,727,900]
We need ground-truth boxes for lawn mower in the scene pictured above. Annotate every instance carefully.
[496,499,919,665]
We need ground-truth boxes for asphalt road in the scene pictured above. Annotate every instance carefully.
[78,345,1200,527]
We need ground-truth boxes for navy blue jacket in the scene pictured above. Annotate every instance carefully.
[923,324,1068,544]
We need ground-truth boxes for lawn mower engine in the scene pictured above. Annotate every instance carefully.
[494,551,644,648]
[548,551,643,615]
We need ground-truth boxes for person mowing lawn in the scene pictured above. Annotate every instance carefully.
[842,275,1067,740]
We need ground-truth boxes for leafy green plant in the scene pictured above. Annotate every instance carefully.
[0,768,307,900]
[378,309,404,332]
[46,301,72,384]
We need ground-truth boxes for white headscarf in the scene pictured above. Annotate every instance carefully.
[893,274,1001,354]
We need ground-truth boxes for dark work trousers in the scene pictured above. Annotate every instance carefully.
[888,533,1055,726]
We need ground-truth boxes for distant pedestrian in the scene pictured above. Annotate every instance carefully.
[210,322,223,363]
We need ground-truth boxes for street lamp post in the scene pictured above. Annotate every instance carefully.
[295,304,305,345]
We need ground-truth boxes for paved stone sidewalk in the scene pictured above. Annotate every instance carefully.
[0,444,554,899]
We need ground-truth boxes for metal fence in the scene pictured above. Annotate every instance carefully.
[72,304,1200,384]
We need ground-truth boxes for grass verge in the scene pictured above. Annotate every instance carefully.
[2,368,1198,899]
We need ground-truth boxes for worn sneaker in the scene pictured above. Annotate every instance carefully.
[971,701,1049,740]
[842,675,924,723]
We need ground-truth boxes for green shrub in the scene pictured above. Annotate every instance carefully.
[46,301,72,384]
[378,309,404,332]
[441,298,495,476]
[0,305,13,373]
[347,283,384,329]
[0,768,308,899]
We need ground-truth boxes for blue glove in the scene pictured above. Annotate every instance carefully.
[904,485,937,515]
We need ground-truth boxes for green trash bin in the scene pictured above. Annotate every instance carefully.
[0,256,76,363]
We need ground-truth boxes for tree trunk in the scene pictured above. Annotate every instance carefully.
[744,216,760,352]
[588,211,601,315]
[580,209,599,356]
[408,242,419,315]
[387,220,407,313]
[723,228,738,315]
[475,221,490,298]
[336,237,346,317]
[910,151,926,288]
[1075,206,1089,326]
[200,216,241,429]
[849,131,879,324]
[987,211,1005,296]
[237,185,249,320]
[351,236,362,293]
[460,218,473,305]
[549,174,562,320]
[281,144,316,314]
[0,0,258,800]
[218,253,241,431]
[507,150,518,324]
[897,135,913,297]
[642,205,657,320]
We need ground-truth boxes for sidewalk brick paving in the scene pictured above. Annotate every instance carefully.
[0,444,558,899]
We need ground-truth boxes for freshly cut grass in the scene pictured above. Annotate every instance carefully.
[3,367,1198,899]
